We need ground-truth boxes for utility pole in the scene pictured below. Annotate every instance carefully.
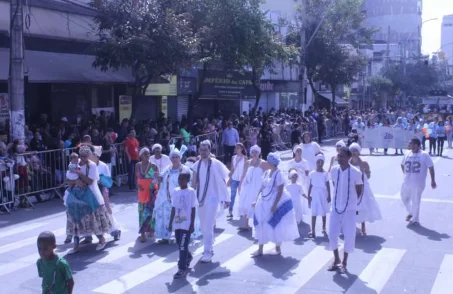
[9,0,25,141]
[299,0,307,114]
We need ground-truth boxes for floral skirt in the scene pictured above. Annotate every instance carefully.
[139,201,155,235]
[66,206,112,237]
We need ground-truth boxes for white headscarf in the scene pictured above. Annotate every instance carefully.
[336,140,346,148]
[289,169,298,178]
[293,144,302,154]
[250,145,261,155]
[267,152,280,166]
[139,147,150,157]
[315,153,325,162]
[170,144,188,158]
[152,144,162,152]
[349,143,361,153]
[93,146,103,158]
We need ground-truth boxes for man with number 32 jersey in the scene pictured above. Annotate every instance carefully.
[400,137,437,226]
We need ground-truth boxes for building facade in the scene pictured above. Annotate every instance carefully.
[441,14,453,66]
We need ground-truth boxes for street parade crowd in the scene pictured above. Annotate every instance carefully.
[34,106,439,292]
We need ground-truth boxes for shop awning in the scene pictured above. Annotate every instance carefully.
[0,48,134,83]
[318,91,349,106]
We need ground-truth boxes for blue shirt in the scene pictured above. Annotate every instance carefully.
[436,126,446,137]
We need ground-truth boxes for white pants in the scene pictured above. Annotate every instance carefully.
[329,210,356,254]
[198,202,219,255]
[400,183,425,223]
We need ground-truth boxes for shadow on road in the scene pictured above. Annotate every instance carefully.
[333,271,378,294]
[407,224,450,241]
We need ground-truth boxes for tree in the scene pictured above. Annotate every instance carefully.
[368,75,393,107]
[91,0,196,117]
[297,0,375,106]
[222,0,298,116]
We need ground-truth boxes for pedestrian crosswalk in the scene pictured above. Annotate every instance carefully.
[0,219,452,294]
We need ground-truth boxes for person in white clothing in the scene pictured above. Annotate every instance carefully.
[307,154,331,238]
[286,170,306,225]
[150,144,172,172]
[227,143,247,219]
[400,137,437,225]
[328,147,363,273]
[300,132,321,171]
[288,145,310,217]
[252,152,299,256]
[192,140,230,263]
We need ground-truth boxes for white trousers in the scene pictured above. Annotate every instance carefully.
[400,183,425,223]
[329,210,356,254]
[198,202,219,255]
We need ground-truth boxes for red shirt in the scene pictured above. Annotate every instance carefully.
[124,137,139,161]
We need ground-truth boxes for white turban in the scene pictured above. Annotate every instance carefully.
[93,146,103,157]
[170,145,188,158]
[267,152,280,166]
[139,147,150,157]
[200,140,211,150]
[349,143,362,153]
[289,169,298,178]
[336,140,346,148]
[250,145,261,154]
[293,144,302,154]
[315,153,325,162]
[152,144,162,152]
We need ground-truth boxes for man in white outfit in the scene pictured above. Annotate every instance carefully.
[329,147,363,273]
[400,137,437,225]
[192,140,230,263]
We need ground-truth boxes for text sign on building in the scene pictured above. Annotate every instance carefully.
[201,70,256,98]
[145,75,177,96]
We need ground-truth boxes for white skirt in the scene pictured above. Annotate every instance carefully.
[356,183,382,223]
[253,191,300,244]
[310,187,330,217]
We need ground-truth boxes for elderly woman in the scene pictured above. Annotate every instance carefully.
[65,145,113,253]
[154,145,201,243]
[252,152,300,257]
[150,143,172,173]
[136,148,159,242]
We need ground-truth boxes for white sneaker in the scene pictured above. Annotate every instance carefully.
[201,252,213,263]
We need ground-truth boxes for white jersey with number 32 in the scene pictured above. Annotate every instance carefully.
[401,151,433,187]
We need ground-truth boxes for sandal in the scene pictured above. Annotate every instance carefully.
[406,215,412,221]
[96,242,107,251]
[251,251,263,257]
[327,263,341,272]
[308,232,316,239]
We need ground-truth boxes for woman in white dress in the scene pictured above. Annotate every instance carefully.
[288,145,310,217]
[329,140,346,172]
[252,152,300,256]
[349,143,382,235]
[227,143,247,219]
[301,132,321,171]
[234,145,265,230]
[150,144,172,172]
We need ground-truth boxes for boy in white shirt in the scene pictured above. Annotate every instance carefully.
[168,171,198,279]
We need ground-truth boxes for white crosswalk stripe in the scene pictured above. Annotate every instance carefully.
[0,222,48,239]
[1,225,453,294]
[430,254,453,294]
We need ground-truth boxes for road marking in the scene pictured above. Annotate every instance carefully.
[0,228,66,254]
[265,245,339,293]
[0,222,47,239]
[189,244,261,293]
[92,233,234,294]
[346,248,406,294]
[430,254,453,294]
[0,248,72,277]
[375,194,453,205]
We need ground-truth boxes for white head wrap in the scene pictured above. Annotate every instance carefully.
[293,144,302,154]
[93,146,102,157]
[200,140,211,150]
[139,147,150,157]
[336,140,346,148]
[267,152,280,166]
[79,145,92,156]
[170,144,188,158]
[315,153,325,162]
[289,169,298,178]
[152,144,162,152]
[349,142,361,153]
[250,145,261,154]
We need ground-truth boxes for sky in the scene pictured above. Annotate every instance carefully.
[422,0,453,54]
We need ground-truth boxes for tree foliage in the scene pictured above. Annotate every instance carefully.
[91,0,196,115]
[296,0,375,106]
[368,75,393,107]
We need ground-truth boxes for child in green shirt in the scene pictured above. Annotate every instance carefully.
[37,231,74,294]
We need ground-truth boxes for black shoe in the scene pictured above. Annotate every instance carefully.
[186,255,193,268]
[64,236,72,244]
[113,230,121,241]
[173,269,187,279]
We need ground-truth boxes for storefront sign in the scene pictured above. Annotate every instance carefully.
[119,95,132,122]
[178,77,197,95]
[145,75,177,96]
[259,80,300,93]
[0,93,9,124]
[161,96,168,117]
[201,70,256,98]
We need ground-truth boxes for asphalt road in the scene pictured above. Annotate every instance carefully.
[1,142,453,294]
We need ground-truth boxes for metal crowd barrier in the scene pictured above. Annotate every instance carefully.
[0,159,17,213]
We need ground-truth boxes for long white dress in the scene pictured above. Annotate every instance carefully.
[286,182,304,223]
[234,163,264,218]
[253,170,300,244]
[301,142,321,171]
[308,171,330,216]
[288,158,310,215]
[355,166,382,223]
